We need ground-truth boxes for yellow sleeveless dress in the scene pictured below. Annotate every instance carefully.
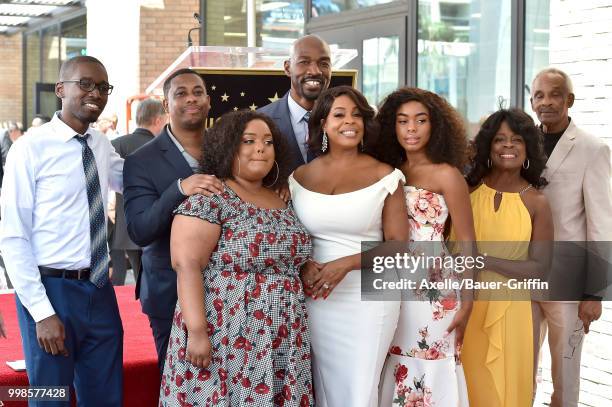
[461,183,534,407]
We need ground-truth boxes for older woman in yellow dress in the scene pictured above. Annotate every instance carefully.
[461,108,553,407]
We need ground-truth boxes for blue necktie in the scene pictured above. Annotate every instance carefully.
[303,111,315,163]
[74,135,108,287]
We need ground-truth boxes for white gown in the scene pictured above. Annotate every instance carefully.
[288,169,405,407]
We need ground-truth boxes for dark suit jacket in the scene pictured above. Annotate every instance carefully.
[258,91,307,172]
[123,126,193,318]
[111,128,155,251]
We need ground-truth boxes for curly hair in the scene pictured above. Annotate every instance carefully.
[199,110,291,187]
[466,108,548,188]
[375,87,468,169]
[307,85,379,157]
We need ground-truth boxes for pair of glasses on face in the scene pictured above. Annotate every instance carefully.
[61,78,114,95]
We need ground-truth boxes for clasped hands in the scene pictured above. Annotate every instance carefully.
[300,258,350,299]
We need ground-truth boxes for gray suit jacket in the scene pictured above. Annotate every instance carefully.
[541,120,612,299]
[111,128,155,250]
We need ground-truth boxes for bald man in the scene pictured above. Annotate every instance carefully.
[259,34,332,171]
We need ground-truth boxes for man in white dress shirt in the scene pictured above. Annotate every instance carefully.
[0,55,124,406]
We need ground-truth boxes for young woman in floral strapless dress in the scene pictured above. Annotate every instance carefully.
[376,87,476,406]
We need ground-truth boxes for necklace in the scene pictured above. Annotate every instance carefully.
[489,183,533,196]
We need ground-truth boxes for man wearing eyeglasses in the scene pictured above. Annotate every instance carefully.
[0,55,124,406]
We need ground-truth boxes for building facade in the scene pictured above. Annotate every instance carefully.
[0,0,610,141]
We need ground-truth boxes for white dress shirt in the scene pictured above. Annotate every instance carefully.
[0,113,123,322]
[287,94,310,163]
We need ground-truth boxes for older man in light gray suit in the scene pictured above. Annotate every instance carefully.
[531,67,612,407]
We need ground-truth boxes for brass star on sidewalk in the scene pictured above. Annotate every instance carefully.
[221,93,229,102]
[249,103,257,111]
[268,92,280,103]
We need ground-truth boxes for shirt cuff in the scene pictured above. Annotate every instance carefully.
[177,178,187,196]
[27,297,57,323]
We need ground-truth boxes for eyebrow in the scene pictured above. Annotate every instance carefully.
[242,132,272,137]
[397,112,428,117]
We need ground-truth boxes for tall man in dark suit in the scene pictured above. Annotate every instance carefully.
[258,35,332,171]
[109,98,166,286]
[123,68,222,373]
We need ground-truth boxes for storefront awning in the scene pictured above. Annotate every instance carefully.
[0,0,82,35]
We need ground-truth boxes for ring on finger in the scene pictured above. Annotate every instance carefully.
[323,282,330,289]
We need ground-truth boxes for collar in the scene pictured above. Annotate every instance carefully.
[287,93,309,126]
[166,125,186,153]
[134,127,155,138]
[51,111,99,142]
[539,117,571,138]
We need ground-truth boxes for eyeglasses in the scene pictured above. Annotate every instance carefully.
[61,78,114,95]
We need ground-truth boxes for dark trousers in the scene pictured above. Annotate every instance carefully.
[15,277,123,407]
[147,315,172,377]
[110,249,141,286]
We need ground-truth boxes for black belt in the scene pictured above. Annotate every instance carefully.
[39,266,91,280]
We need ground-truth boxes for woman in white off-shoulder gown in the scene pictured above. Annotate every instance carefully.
[288,86,410,407]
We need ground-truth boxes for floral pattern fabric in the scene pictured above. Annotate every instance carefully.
[379,186,468,407]
[159,186,314,407]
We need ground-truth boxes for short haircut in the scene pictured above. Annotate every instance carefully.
[163,68,205,99]
[7,121,22,132]
[467,108,548,188]
[308,85,379,157]
[200,110,291,188]
[59,55,106,80]
[135,98,165,127]
[289,34,330,60]
[532,67,574,95]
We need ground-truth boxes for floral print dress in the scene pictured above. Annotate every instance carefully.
[379,186,469,407]
[159,186,314,407]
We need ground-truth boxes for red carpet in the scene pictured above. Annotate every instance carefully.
[0,286,159,406]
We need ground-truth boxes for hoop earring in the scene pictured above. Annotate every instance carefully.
[265,160,279,188]
[523,159,530,169]
[487,158,492,168]
[236,157,241,176]
[360,138,364,152]
[321,131,328,152]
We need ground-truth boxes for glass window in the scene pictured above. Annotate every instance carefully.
[206,0,304,48]
[417,0,512,137]
[524,0,550,113]
[260,0,304,49]
[41,24,60,83]
[206,0,247,46]
[312,0,394,17]
[25,31,41,127]
[362,36,399,106]
[61,15,87,62]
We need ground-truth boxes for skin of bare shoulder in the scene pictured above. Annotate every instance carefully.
[295,154,394,193]
[407,162,462,194]
[520,187,549,219]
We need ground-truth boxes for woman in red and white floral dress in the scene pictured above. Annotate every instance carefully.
[159,111,313,407]
[376,87,476,406]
